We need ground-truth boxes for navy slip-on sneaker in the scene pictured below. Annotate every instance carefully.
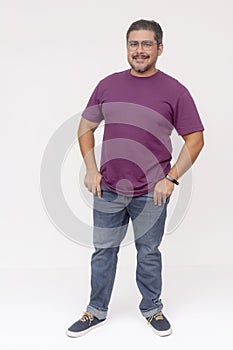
[146,311,172,337]
[66,311,106,338]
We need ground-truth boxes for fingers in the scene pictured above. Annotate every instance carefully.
[90,178,102,197]
[96,180,102,198]
[153,178,174,205]
[96,173,102,198]
[154,192,168,206]
[84,170,102,196]
[91,184,97,195]
[89,182,101,196]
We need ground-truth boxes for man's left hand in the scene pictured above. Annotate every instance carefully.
[153,178,175,206]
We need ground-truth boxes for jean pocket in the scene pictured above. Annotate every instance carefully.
[96,183,118,202]
[143,191,154,198]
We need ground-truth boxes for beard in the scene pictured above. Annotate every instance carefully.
[130,62,154,73]
[129,54,154,73]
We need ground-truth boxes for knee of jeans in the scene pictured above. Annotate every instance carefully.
[93,225,128,248]
[135,230,163,252]
[93,246,119,256]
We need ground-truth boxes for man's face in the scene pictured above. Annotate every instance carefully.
[127,30,163,76]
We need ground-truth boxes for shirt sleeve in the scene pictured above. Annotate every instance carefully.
[82,83,104,123]
[173,88,204,136]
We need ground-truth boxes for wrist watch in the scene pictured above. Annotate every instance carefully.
[166,174,179,185]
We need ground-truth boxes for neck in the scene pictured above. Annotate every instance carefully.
[130,67,158,77]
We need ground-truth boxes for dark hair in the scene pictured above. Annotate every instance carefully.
[126,19,163,44]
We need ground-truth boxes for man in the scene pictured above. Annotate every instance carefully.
[66,19,204,338]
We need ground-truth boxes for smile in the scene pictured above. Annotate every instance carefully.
[133,55,149,60]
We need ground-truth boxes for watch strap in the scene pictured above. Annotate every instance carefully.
[166,174,179,185]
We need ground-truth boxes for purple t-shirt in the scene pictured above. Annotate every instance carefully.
[82,69,204,196]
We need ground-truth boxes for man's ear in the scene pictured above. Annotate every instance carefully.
[158,43,164,56]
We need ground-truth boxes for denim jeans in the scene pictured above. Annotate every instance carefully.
[86,181,170,320]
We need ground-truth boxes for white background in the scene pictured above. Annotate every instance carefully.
[1,0,233,349]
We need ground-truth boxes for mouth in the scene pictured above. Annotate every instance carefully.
[132,55,149,62]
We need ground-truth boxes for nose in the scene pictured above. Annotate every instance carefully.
[137,42,144,51]
[135,43,145,53]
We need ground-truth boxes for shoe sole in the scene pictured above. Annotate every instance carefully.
[148,323,172,337]
[66,320,106,338]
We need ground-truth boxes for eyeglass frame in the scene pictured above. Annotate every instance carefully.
[127,40,161,52]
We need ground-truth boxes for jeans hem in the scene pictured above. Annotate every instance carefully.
[86,304,107,320]
[141,306,163,318]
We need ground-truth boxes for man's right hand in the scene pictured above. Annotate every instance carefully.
[84,169,102,197]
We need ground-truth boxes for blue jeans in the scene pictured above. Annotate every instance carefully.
[86,181,170,320]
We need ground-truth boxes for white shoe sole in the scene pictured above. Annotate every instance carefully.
[148,323,172,337]
[66,320,106,338]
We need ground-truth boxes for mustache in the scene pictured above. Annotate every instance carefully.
[132,54,150,59]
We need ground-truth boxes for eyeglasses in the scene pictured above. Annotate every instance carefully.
[127,40,160,52]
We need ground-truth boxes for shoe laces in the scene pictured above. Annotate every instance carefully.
[147,311,163,324]
[80,311,94,325]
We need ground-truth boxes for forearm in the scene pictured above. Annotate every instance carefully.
[78,127,98,172]
[169,133,204,180]
[78,118,102,195]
